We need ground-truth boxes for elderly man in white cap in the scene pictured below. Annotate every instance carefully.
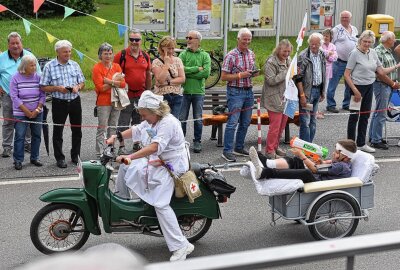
[40,40,85,168]
[106,90,194,262]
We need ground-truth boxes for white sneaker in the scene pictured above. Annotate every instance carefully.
[358,144,376,153]
[170,243,194,262]
[249,146,264,179]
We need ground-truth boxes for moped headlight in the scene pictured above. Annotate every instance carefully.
[77,157,84,187]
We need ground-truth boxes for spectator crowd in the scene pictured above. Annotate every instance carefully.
[1,9,400,171]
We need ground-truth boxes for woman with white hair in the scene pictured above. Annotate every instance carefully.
[106,90,193,261]
[10,55,46,170]
[344,30,399,153]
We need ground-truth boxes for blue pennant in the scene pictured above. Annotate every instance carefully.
[117,24,128,37]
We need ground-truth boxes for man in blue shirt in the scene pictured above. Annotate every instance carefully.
[40,40,85,168]
[0,32,40,158]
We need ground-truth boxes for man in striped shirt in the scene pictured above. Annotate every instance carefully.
[221,28,259,162]
[40,40,85,168]
[369,31,400,150]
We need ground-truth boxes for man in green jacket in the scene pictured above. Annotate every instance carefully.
[179,30,211,153]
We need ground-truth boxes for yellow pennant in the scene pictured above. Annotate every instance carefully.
[46,32,57,43]
[95,16,106,25]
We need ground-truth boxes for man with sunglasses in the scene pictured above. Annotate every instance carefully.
[179,30,211,153]
[114,29,151,155]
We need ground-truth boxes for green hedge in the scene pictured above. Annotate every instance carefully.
[0,0,95,19]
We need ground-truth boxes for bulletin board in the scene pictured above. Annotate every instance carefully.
[132,0,169,31]
[229,0,275,31]
[310,0,336,30]
[175,0,224,39]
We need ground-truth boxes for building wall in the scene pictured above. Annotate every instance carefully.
[377,0,400,27]
[254,0,365,37]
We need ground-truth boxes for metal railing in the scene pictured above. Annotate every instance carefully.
[145,230,400,270]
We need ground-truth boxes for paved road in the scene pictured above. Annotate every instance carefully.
[1,161,400,270]
[1,85,400,269]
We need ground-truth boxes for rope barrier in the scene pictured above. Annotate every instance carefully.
[0,106,396,130]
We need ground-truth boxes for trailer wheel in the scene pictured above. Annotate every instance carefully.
[308,193,361,240]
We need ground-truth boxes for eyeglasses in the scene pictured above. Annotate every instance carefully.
[185,36,198,40]
[129,38,142,42]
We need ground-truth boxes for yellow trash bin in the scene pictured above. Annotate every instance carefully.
[366,14,395,38]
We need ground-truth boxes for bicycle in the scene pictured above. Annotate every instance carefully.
[142,30,221,89]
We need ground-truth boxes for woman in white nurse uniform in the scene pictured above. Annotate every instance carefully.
[106,90,194,261]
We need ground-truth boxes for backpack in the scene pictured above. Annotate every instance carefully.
[119,49,150,73]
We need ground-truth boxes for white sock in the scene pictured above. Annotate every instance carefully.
[266,159,277,168]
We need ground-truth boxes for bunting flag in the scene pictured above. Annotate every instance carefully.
[63,7,75,20]
[46,32,57,43]
[75,50,84,62]
[34,0,45,13]
[95,16,106,25]
[117,24,128,37]
[0,4,8,12]
[23,19,32,35]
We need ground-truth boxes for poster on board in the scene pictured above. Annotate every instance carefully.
[310,0,335,30]
[175,0,224,39]
[230,0,274,30]
[133,0,168,31]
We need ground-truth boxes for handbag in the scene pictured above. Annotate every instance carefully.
[160,146,202,203]
[94,94,99,117]
[110,72,130,110]
[112,87,130,110]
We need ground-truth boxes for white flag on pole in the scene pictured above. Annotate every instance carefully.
[296,12,308,50]
[284,53,298,100]
[283,12,307,118]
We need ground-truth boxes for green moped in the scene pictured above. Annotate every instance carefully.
[30,145,236,254]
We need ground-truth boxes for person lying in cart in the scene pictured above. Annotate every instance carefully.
[248,139,357,183]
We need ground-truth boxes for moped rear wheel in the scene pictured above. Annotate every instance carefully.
[30,203,90,254]
[178,215,212,243]
[308,193,361,240]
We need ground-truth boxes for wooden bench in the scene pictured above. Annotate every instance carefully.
[202,88,300,147]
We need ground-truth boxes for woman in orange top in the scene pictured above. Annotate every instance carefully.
[92,42,126,157]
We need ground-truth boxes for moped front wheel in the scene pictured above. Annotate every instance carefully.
[178,215,212,243]
[30,203,90,254]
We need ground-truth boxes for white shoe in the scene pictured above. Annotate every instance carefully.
[170,243,194,262]
[249,146,264,179]
[358,144,376,153]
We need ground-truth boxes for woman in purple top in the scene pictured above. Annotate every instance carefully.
[10,55,45,170]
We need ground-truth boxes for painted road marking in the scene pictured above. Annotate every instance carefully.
[0,157,398,185]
